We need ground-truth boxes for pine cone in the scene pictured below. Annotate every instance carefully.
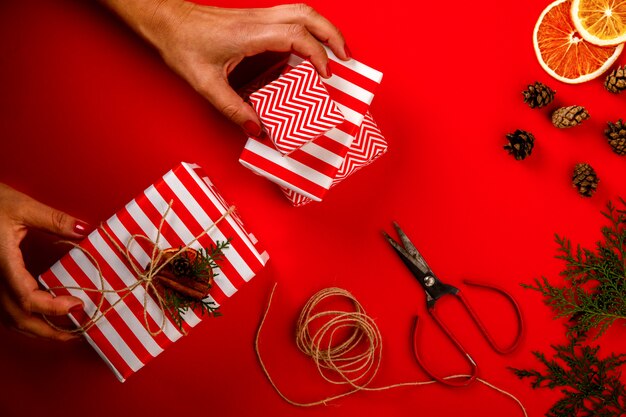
[572,163,599,197]
[522,82,555,108]
[605,119,626,156]
[172,256,194,277]
[552,106,590,128]
[504,129,535,160]
[605,66,626,94]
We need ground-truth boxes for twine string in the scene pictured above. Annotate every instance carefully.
[45,202,236,336]
[255,283,528,416]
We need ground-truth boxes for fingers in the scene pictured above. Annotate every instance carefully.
[19,195,90,239]
[248,4,350,61]
[1,256,83,315]
[14,316,78,341]
[28,291,83,316]
[244,23,331,77]
[0,284,79,341]
[200,70,263,135]
[207,21,334,132]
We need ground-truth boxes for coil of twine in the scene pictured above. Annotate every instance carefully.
[255,283,527,415]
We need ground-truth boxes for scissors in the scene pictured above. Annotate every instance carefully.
[383,222,523,387]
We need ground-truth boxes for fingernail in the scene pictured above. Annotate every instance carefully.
[69,304,83,314]
[344,44,352,59]
[326,63,333,78]
[243,120,262,139]
[73,220,90,236]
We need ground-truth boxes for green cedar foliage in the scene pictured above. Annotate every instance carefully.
[511,334,626,417]
[523,198,626,339]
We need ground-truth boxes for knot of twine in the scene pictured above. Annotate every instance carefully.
[47,201,235,336]
[255,283,528,416]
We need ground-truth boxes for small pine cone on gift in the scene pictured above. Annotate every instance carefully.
[522,82,555,108]
[572,163,599,197]
[605,66,626,94]
[605,119,626,156]
[504,129,535,160]
[172,256,194,277]
[551,106,590,128]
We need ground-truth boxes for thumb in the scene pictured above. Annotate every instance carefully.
[201,70,263,138]
[20,197,90,239]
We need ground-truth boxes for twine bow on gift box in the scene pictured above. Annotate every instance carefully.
[44,201,236,336]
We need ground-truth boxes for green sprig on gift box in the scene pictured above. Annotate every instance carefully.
[163,289,222,331]
[160,240,231,331]
[523,198,626,339]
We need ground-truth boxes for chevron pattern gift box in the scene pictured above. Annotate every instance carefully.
[38,162,269,382]
[239,47,384,202]
[281,111,388,207]
[249,60,345,155]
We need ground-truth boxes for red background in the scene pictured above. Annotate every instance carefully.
[1,0,626,415]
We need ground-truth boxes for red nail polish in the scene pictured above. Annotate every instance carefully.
[73,221,90,236]
[243,120,262,138]
[344,44,352,59]
[326,63,333,78]
[69,304,83,314]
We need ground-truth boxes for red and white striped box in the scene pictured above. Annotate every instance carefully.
[249,61,345,155]
[38,162,269,382]
[239,47,383,202]
[281,111,388,207]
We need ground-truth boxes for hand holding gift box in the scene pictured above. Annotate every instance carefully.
[239,47,388,205]
[38,162,269,381]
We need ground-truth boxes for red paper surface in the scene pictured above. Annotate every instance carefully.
[1,0,625,416]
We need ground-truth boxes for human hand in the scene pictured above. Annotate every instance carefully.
[0,183,88,341]
[101,0,350,137]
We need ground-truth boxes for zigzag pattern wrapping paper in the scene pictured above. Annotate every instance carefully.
[239,47,383,201]
[282,112,388,207]
[38,162,269,382]
[249,61,345,155]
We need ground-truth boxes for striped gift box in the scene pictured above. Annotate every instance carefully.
[239,47,383,202]
[38,162,269,381]
[281,111,388,207]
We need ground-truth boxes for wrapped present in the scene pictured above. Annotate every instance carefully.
[38,162,269,382]
[249,61,345,155]
[281,111,388,207]
[239,47,383,202]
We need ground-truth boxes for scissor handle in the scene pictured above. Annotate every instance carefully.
[460,279,524,354]
[412,281,523,387]
[412,313,477,387]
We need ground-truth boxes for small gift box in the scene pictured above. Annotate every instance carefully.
[239,47,383,202]
[249,60,345,155]
[281,111,388,207]
[38,162,269,382]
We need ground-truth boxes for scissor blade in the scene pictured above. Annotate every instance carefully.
[382,231,429,275]
[392,222,431,273]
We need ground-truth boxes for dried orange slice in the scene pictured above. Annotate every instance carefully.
[572,0,626,46]
[534,0,623,83]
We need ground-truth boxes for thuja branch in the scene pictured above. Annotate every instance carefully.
[157,240,231,331]
[511,333,626,417]
[523,198,626,338]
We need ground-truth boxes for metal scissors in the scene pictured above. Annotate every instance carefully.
[383,222,523,387]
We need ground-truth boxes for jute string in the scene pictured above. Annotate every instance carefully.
[45,202,235,336]
[255,283,528,415]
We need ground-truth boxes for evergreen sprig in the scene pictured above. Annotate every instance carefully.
[164,289,222,331]
[523,198,626,338]
[163,240,230,330]
[190,239,230,278]
[511,333,626,417]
